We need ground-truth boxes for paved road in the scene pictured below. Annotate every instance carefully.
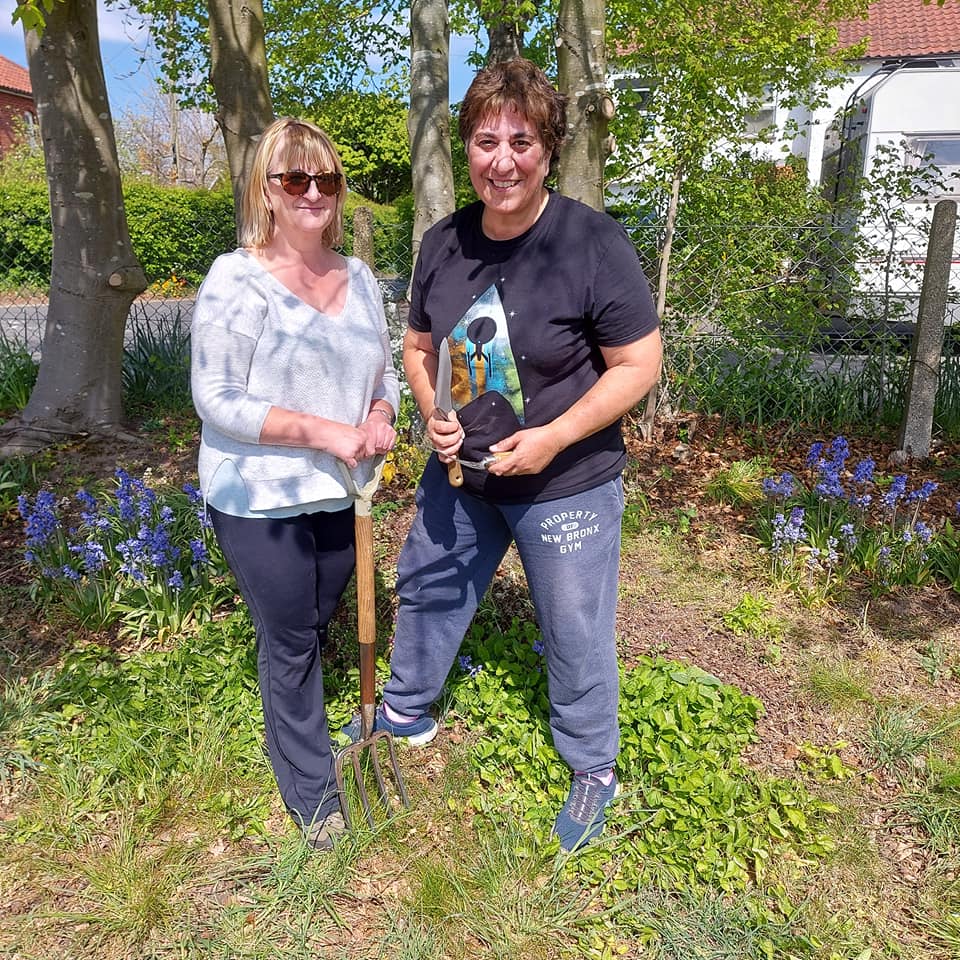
[0,279,411,359]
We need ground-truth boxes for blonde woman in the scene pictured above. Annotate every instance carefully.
[191,117,398,849]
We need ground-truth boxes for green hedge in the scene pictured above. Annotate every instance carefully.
[123,184,237,287]
[0,180,411,292]
[0,180,55,288]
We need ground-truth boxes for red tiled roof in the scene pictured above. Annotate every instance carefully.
[836,0,960,58]
[0,54,31,97]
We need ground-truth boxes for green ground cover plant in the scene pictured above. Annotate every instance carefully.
[448,620,833,894]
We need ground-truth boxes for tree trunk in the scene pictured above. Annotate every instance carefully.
[408,0,456,267]
[483,4,525,63]
[556,0,611,211]
[2,0,147,453]
[207,0,274,234]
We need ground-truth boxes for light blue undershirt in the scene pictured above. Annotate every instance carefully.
[206,459,352,518]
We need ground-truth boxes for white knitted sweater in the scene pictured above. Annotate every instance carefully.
[191,249,399,511]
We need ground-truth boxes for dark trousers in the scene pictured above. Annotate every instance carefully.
[209,504,356,827]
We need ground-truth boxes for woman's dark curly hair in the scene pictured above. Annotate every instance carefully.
[458,58,568,172]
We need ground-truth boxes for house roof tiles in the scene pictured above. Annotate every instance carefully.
[0,54,31,96]
[836,0,960,59]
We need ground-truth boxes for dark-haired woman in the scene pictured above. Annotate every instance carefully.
[366,60,661,851]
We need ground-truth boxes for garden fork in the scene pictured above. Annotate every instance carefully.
[334,457,410,829]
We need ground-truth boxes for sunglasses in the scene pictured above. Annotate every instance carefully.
[267,171,342,197]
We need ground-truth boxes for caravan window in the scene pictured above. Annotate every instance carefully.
[745,87,777,139]
[907,136,960,195]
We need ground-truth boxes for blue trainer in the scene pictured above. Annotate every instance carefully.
[552,772,620,852]
[341,705,438,746]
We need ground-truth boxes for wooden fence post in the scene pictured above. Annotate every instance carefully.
[353,206,375,271]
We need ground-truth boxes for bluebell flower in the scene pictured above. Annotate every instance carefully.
[69,540,108,573]
[189,538,208,564]
[805,442,824,468]
[907,480,938,504]
[183,482,202,504]
[75,489,100,527]
[814,467,845,500]
[532,639,545,656]
[167,571,184,590]
[828,436,850,465]
[762,472,795,498]
[879,546,892,566]
[852,458,875,485]
[881,475,908,511]
[840,523,858,548]
[913,521,933,545]
[19,490,59,549]
[771,508,806,554]
[826,537,839,565]
[60,564,81,581]
[458,654,482,677]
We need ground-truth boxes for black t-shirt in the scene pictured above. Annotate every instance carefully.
[410,191,659,502]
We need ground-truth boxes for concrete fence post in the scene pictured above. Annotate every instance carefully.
[897,198,957,459]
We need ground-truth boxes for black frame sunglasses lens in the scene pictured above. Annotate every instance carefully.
[271,172,341,196]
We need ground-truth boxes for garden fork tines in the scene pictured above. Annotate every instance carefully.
[334,457,410,829]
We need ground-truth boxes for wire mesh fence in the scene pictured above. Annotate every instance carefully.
[619,211,960,430]
[2,207,959,432]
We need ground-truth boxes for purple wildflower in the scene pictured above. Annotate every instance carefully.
[907,480,938,504]
[762,471,795,499]
[881,475,908,511]
[913,521,933,545]
[19,490,59,549]
[805,442,824,467]
[69,540,108,573]
[189,538,208,564]
[852,457,875,485]
[458,654,482,677]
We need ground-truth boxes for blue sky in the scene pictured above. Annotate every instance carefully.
[0,2,478,117]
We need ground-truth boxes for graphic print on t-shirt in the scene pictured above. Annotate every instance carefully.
[445,282,525,424]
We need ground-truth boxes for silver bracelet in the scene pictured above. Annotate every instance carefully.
[369,407,396,425]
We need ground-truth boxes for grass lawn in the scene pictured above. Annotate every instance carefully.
[2,411,959,959]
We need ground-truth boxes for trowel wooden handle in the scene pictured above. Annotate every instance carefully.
[447,460,464,487]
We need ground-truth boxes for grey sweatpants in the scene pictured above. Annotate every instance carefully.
[383,456,624,774]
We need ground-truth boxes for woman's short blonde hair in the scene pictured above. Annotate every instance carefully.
[240,117,346,249]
